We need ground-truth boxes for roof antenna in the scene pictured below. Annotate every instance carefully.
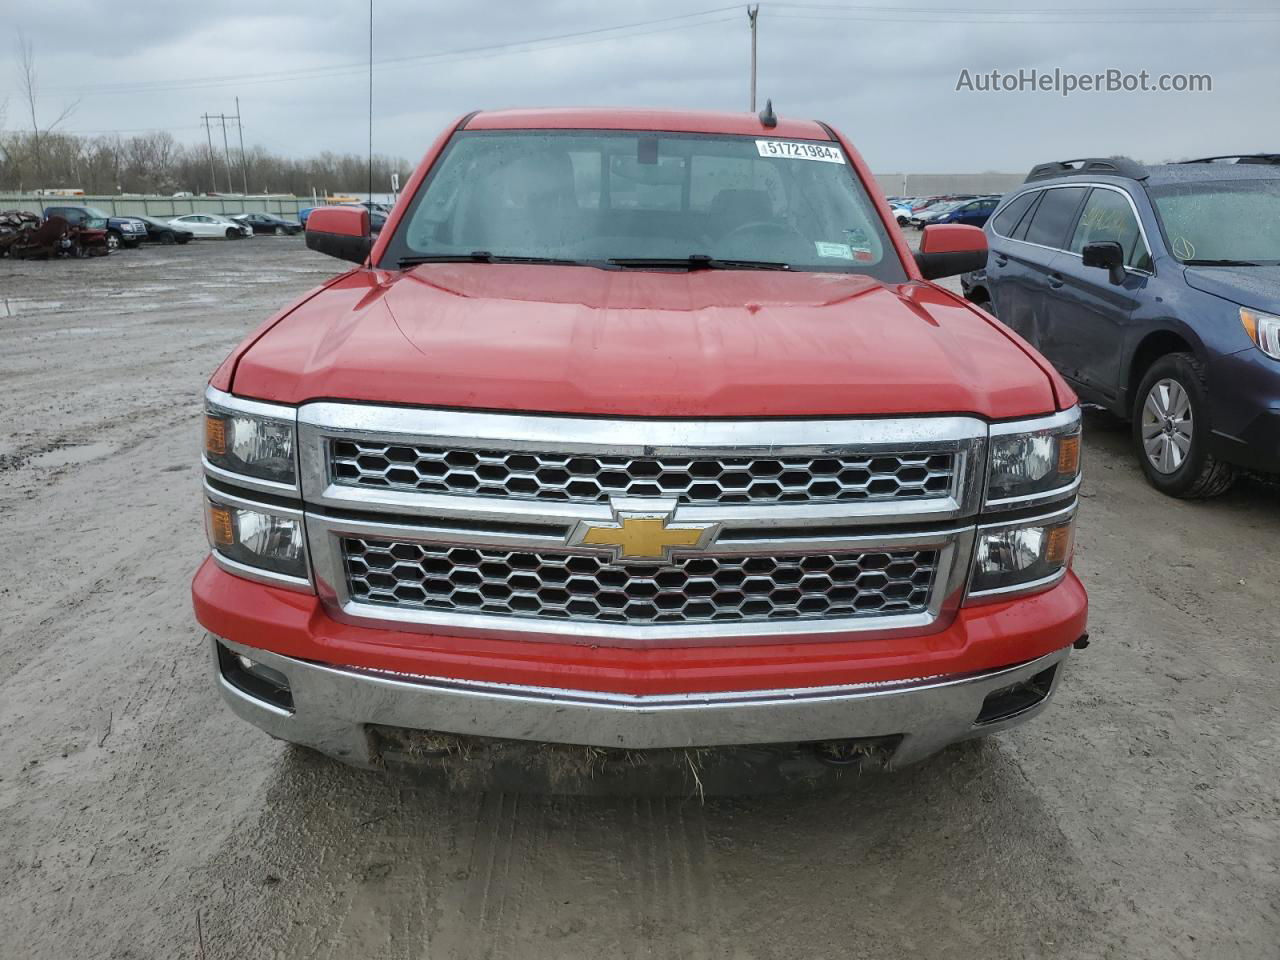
[367,0,374,206]
[758,98,777,128]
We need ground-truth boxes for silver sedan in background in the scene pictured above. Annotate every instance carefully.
[166,213,253,239]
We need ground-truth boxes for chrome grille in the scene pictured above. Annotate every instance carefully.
[330,441,955,506]
[342,537,938,625]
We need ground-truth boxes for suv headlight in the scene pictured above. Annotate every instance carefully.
[986,408,1081,507]
[1240,308,1280,360]
[206,497,308,582]
[968,506,1075,600]
[205,397,296,486]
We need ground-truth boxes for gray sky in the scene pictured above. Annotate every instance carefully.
[4,1,1279,173]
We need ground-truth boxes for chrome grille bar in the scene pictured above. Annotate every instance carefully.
[297,402,986,644]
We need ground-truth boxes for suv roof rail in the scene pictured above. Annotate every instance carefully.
[1024,157,1148,183]
[1179,153,1280,165]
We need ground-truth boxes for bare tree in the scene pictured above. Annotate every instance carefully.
[16,32,80,184]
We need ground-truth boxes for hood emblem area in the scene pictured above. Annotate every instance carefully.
[567,499,719,563]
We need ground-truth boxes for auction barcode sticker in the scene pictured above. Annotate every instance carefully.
[755,140,846,163]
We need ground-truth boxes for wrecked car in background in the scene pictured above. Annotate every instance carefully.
[4,211,110,259]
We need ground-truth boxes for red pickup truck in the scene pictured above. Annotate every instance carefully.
[193,108,1087,785]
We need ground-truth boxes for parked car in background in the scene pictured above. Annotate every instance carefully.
[196,107,1087,788]
[168,213,252,239]
[232,212,302,236]
[927,196,1002,228]
[43,205,147,251]
[298,206,316,226]
[909,200,965,228]
[972,155,1280,497]
[134,215,193,245]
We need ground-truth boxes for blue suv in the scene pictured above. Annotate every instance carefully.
[965,156,1280,498]
[928,195,1001,228]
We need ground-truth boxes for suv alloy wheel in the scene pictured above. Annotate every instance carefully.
[1133,352,1237,498]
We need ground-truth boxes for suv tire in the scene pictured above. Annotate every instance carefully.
[1133,352,1236,498]
[105,229,121,251]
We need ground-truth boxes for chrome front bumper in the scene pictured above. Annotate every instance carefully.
[211,635,1069,769]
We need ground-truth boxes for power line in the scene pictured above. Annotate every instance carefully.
[770,2,1280,21]
[40,7,740,99]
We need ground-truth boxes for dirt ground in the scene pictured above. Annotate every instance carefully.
[1,239,1277,960]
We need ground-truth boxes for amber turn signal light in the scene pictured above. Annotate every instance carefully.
[205,415,227,457]
[207,504,236,548]
[1057,434,1080,476]
[1044,523,1073,568]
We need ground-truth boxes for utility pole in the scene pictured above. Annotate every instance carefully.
[201,114,217,194]
[235,97,248,195]
[218,114,234,194]
[747,5,759,112]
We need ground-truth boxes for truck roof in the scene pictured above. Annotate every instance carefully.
[464,107,833,140]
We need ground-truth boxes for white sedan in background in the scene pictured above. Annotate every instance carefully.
[166,214,252,239]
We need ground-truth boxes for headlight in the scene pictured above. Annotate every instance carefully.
[986,409,1081,506]
[206,499,308,581]
[205,400,296,486]
[1240,308,1280,360]
[968,508,1075,599]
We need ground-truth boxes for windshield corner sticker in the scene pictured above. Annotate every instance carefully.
[815,241,855,260]
[756,140,846,163]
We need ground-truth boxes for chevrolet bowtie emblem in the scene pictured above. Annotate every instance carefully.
[570,508,718,562]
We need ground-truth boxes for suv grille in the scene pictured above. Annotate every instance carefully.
[330,441,955,506]
[342,537,938,625]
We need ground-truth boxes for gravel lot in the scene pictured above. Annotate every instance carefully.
[1,238,1277,960]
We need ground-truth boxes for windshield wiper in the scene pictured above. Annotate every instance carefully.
[607,254,791,271]
[398,251,583,268]
[1183,258,1261,266]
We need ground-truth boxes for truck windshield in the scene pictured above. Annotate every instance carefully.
[382,130,906,280]
[1150,178,1280,264]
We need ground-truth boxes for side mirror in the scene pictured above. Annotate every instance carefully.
[305,206,372,264]
[1081,240,1125,285]
[915,223,987,280]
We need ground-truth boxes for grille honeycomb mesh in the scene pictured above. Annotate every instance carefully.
[342,538,938,625]
[331,441,955,506]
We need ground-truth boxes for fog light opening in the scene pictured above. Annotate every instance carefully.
[218,642,294,712]
[976,665,1057,725]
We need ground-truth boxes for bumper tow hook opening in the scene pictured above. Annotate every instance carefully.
[812,736,901,769]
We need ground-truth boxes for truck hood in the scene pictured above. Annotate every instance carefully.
[230,264,1060,418]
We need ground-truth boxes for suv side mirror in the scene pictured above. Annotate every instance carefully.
[1081,240,1125,285]
[305,206,372,264]
[915,223,987,280]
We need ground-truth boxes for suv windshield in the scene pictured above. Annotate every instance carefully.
[1149,178,1280,264]
[82,206,110,218]
[381,130,905,280]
